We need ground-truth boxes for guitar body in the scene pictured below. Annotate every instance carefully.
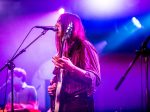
[50,69,63,112]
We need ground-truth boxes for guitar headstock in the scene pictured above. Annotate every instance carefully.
[62,22,73,41]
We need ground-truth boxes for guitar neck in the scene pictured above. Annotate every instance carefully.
[54,69,63,112]
[50,23,73,112]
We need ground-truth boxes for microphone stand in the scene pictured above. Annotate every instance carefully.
[0,29,48,112]
[144,49,150,112]
[115,36,150,111]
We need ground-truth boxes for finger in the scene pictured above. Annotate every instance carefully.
[52,58,58,63]
[48,91,54,95]
[62,56,68,60]
[48,87,56,91]
[56,63,64,68]
[50,80,53,85]
[53,83,57,87]
[48,86,52,91]
[52,57,64,64]
[52,56,60,60]
[58,58,66,63]
[53,61,64,68]
[52,59,56,64]
[52,60,62,67]
[48,83,56,89]
[52,83,57,88]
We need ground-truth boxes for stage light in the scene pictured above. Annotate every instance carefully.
[58,8,65,14]
[76,0,128,18]
[131,17,142,29]
[95,41,108,53]
[74,0,141,18]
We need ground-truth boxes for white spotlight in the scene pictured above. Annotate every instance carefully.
[132,17,142,29]
[58,8,65,14]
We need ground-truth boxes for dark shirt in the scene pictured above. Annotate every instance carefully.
[53,40,101,96]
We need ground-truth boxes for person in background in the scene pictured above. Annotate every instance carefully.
[5,67,38,111]
[48,12,101,112]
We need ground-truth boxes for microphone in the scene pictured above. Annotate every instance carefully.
[35,26,58,31]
